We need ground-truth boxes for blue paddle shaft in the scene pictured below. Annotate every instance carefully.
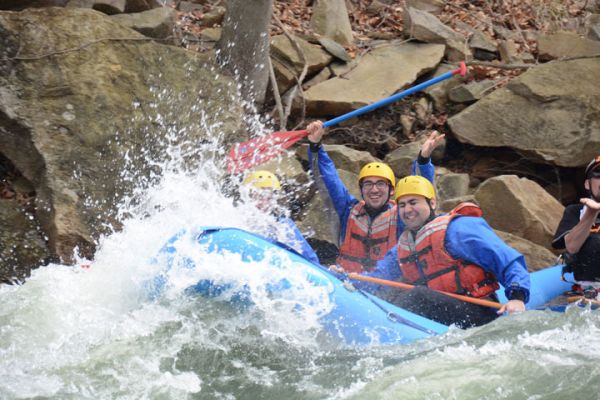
[322,69,457,129]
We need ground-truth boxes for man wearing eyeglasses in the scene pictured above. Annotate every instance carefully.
[306,120,443,273]
[552,155,600,283]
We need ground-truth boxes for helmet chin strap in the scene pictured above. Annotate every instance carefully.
[424,198,436,224]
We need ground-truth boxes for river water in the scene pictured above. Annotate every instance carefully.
[2,135,600,400]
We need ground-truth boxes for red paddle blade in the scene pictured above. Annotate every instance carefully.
[227,129,308,174]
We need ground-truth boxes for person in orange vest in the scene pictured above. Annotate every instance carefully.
[306,120,443,273]
[357,176,530,328]
[241,170,320,264]
[552,155,600,285]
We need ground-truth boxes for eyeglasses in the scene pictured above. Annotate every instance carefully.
[362,181,389,191]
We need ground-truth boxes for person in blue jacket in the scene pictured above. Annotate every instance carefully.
[305,120,443,273]
[357,175,530,328]
[242,170,320,264]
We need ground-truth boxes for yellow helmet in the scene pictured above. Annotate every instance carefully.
[394,175,435,201]
[243,170,281,190]
[358,162,395,187]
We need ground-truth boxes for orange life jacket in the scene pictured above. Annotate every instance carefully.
[396,202,499,298]
[336,201,398,273]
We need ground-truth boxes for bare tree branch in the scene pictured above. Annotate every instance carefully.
[267,56,285,130]
[272,13,308,129]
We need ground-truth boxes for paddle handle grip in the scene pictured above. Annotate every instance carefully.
[323,61,466,129]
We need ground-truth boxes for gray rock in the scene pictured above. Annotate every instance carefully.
[495,230,559,271]
[304,42,444,116]
[405,0,444,15]
[310,0,354,46]
[0,8,243,265]
[474,175,564,248]
[448,79,497,103]
[66,0,127,14]
[436,172,470,202]
[321,144,378,174]
[317,37,351,63]
[498,39,520,63]
[110,6,176,39]
[437,195,476,213]
[448,58,600,167]
[177,1,203,13]
[199,27,221,42]
[587,14,600,41]
[384,141,422,179]
[200,5,225,27]
[271,34,333,94]
[404,6,472,62]
[469,30,497,53]
[125,0,162,13]
[538,31,600,61]
[423,63,465,112]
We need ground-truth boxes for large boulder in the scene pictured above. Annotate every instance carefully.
[303,42,445,116]
[474,175,564,248]
[0,8,243,266]
[448,59,600,167]
[495,230,558,272]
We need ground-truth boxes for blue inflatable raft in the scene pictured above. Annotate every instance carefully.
[151,227,574,345]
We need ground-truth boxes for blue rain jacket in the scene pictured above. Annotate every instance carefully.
[276,216,320,265]
[356,216,531,302]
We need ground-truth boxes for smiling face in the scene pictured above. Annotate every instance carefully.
[360,177,392,210]
[397,194,436,231]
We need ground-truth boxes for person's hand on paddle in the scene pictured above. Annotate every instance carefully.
[307,120,326,144]
[328,264,345,274]
[420,130,445,159]
[497,299,525,315]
